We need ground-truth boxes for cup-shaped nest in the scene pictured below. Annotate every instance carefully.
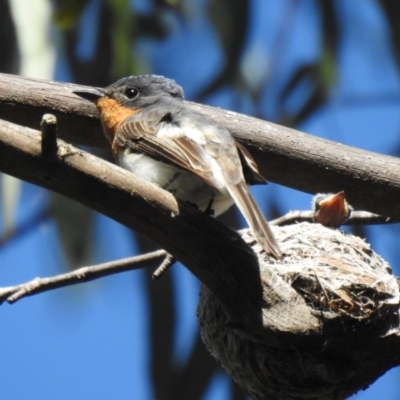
[198,222,399,400]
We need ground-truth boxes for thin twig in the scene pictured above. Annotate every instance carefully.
[152,253,176,280]
[0,249,166,304]
[271,210,397,227]
[344,211,396,225]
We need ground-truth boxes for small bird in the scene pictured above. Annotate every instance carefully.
[74,75,282,258]
[313,191,352,228]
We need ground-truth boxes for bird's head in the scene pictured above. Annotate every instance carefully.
[313,191,352,228]
[73,75,184,108]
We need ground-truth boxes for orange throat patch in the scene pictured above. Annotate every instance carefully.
[95,97,140,151]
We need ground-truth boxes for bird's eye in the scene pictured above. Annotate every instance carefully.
[125,88,139,99]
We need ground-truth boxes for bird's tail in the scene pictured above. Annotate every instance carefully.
[227,182,282,259]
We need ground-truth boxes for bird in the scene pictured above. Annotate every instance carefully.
[74,75,282,258]
[312,191,352,228]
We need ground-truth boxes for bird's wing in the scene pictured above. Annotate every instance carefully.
[235,141,266,185]
[114,108,222,188]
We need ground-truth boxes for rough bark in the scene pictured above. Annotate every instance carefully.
[0,73,399,219]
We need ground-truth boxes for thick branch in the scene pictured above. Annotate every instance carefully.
[0,73,399,218]
[0,118,265,329]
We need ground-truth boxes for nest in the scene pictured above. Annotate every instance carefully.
[197,222,400,400]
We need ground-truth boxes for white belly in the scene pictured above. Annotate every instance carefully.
[119,150,234,216]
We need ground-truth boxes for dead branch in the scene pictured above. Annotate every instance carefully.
[274,210,396,226]
[0,250,166,304]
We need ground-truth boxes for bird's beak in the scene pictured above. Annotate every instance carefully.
[73,87,107,103]
[316,191,348,227]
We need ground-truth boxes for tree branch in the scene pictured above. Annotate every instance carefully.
[274,210,396,226]
[0,73,399,219]
[0,117,266,330]
[0,250,166,304]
